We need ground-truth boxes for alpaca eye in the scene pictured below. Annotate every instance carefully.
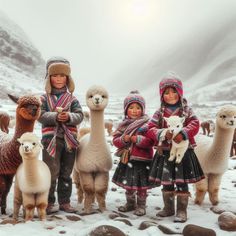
[220,115,226,119]
[21,143,24,146]
[102,95,106,98]
[177,125,180,128]
[32,142,36,146]
[89,95,93,98]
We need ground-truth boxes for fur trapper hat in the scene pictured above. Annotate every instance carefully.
[124,90,145,115]
[45,56,75,94]
[159,71,183,100]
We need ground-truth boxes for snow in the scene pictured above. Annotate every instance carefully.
[0,98,236,236]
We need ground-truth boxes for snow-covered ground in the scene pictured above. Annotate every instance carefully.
[0,98,236,236]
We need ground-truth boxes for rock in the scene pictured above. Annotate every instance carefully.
[65,215,81,221]
[111,187,117,192]
[89,225,126,236]
[112,210,129,218]
[218,212,236,231]
[0,218,18,225]
[210,206,225,214]
[183,224,216,236]
[108,213,119,219]
[158,224,182,234]
[114,218,132,226]
[139,221,158,230]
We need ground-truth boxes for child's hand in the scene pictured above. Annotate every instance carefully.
[173,133,183,143]
[57,112,70,122]
[130,135,137,143]
[165,130,173,140]
[123,134,131,143]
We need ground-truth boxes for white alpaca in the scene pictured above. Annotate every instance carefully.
[13,132,51,221]
[161,116,189,163]
[73,85,112,214]
[194,105,236,205]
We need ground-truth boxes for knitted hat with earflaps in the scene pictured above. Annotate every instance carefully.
[45,56,75,94]
[123,90,146,116]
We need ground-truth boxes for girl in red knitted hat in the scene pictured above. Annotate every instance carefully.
[112,91,154,216]
[147,72,204,223]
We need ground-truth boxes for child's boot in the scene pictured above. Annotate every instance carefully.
[118,191,136,212]
[134,195,146,216]
[174,193,189,222]
[157,191,175,217]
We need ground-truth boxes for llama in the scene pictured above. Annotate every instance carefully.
[0,111,10,134]
[13,132,51,221]
[194,105,236,205]
[0,94,41,214]
[160,116,189,163]
[73,85,112,214]
[201,120,215,136]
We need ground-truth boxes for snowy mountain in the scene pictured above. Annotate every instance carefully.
[0,10,45,99]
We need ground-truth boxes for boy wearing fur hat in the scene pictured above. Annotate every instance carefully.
[38,57,84,214]
[112,91,154,216]
[147,72,204,222]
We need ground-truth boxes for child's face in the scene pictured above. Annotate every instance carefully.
[163,87,180,105]
[127,102,142,119]
[50,74,67,89]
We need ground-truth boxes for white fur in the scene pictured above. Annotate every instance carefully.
[13,132,51,221]
[163,116,189,163]
[194,105,236,205]
[73,85,112,214]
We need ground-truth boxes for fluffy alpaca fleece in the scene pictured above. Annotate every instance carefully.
[73,85,112,214]
[194,105,236,205]
[0,111,10,133]
[13,132,51,221]
[160,116,189,163]
[0,94,41,215]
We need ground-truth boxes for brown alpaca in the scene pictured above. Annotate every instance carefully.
[200,120,215,136]
[230,129,236,157]
[104,120,113,136]
[0,94,41,215]
[0,111,10,133]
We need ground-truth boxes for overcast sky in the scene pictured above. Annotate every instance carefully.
[0,0,236,93]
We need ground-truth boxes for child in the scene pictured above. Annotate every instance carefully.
[112,91,154,216]
[38,57,84,214]
[147,72,204,222]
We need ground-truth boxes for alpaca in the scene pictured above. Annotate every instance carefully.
[230,129,236,157]
[104,120,113,136]
[159,116,189,163]
[194,105,236,205]
[73,85,112,214]
[13,132,51,221]
[0,111,10,133]
[201,120,215,136]
[0,94,41,214]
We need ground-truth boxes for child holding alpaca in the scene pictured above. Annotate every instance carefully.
[112,91,154,216]
[38,57,84,214]
[147,72,204,222]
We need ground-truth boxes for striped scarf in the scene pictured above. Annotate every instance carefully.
[45,92,79,157]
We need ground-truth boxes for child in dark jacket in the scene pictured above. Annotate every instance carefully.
[112,91,154,216]
[38,57,84,214]
[147,72,204,222]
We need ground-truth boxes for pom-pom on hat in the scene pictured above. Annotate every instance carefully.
[45,56,75,94]
[159,71,183,99]
[124,90,145,115]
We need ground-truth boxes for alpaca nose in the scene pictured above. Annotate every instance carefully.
[229,120,234,126]
[24,145,29,152]
[95,97,100,104]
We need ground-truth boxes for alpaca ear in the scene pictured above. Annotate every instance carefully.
[39,142,43,149]
[8,94,19,104]
[17,138,22,144]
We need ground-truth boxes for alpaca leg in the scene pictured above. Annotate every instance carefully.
[79,171,95,214]
[73,169,84,204]
[194,177,208,205]
[13,184,23,220]
[0,175,13,214]
[168,146,176,162]
[22,193,35,221]
[208,173,222,205]
[36,192,48,220]
[95,172,109,212]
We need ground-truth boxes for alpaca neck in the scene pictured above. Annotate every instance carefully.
[13,115,35,139]
[89,110,105,143]
[23,158,39,185]
[211,125,234,157]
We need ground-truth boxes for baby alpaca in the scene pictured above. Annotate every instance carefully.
[164,116,189,163]
[13,132,51,221]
